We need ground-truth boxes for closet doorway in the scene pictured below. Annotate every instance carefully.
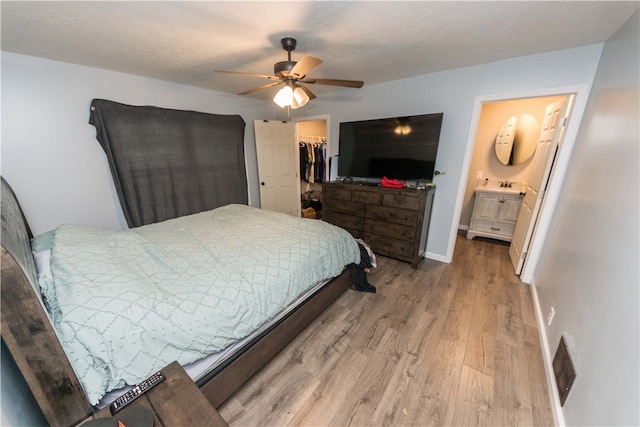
[295,116,329,219]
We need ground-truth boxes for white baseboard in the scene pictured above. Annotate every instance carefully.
[529,279,565,427]
[423,251,449,263]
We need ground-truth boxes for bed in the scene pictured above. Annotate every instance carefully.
[0,176,361,426]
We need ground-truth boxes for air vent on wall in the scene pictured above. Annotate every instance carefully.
[553,336,577,406]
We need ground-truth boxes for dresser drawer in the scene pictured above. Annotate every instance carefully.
[352,190,382,205]
[324,199,364,217]
[324,187,352,201]
[364,233,413,259]
[366,205,417,227]
[324,211,365,231]
[365,218,415,242]
[382,194,420,210]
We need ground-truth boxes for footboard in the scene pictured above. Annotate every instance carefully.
[199,271,351,407]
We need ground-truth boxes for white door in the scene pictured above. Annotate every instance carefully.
[254,119,299,216]
[509,96,573,274]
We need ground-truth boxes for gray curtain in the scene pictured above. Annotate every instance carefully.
[89,99,247,227]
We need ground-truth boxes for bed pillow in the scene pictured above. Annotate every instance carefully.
[31,230,58,316]
[31,229,55,252]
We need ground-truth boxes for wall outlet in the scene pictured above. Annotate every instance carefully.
[547,307,555,326]
[476,171,483,179]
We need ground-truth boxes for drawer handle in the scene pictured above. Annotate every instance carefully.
[491,227,501,231]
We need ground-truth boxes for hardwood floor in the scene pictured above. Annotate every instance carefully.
[218,236,554,426]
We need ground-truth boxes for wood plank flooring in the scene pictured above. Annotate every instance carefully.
[218,236,553,426]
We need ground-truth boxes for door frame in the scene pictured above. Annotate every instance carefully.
[293,113,331,155]
[451,84,591,283]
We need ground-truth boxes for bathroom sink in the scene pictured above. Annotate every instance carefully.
[475,184,522,195]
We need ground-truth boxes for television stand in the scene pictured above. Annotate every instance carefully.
[322,181,435,268]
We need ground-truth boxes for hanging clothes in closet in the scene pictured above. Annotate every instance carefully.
[299,136,326,183]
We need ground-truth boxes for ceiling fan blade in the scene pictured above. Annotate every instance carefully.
[301,78,364,88]
[297,83,316,100]
[238,81,283,95]
[214,69,280,80]
[290,55,322,79]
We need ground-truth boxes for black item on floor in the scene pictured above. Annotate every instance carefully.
[349,242,377,293]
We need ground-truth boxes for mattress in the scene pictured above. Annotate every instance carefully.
[98,275,328,408]
[33,204,360,405]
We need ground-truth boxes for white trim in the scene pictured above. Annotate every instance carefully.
[530,279,565,427]
[423,251,449,263]
[444,98,486,262]
[450,84,591,278]
[292,113,330,135]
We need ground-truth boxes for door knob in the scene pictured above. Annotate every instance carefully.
[261,182,265,186]
[434,170,445,175]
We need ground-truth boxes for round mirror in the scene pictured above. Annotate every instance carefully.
[494,114,540,166]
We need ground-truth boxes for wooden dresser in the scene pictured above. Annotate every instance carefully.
[322,182,435,268]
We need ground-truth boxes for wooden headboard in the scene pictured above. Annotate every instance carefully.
[1,177,93,426]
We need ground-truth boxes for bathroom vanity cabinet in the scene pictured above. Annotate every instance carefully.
[466,187,523,242]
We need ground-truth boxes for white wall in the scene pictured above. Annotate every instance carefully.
[291,44,603,261]
[532,11,639,426]
[1,52,274,235]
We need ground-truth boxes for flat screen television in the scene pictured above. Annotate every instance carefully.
[337,113,443,183]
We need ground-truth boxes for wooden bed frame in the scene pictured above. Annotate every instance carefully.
[0,177,351,426]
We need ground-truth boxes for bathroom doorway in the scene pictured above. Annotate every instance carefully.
[459,95,568,233]
[452,85,590,283]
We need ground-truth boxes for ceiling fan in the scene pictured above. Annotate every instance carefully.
[215,37,364,109]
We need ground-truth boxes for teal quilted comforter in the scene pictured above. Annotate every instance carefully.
[37,204,360,404]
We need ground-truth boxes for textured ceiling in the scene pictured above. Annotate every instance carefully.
[2,1,638,100]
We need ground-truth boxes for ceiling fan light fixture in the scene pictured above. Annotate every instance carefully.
[217,37,363,106]
[292,86,310,108]
[273,85,294,108]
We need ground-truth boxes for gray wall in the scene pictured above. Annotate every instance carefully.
[0,52,274,235]
[533,11,639,426]
[2,45,603,262]
[282,45,602,262]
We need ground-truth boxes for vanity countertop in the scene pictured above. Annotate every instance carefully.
[475,182,523,195]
